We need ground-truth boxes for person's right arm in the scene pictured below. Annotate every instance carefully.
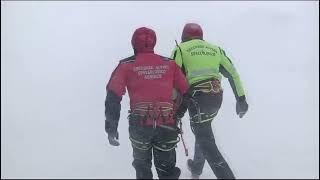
[172,63,190,120]
[218,48,248,118]
[105,63,127,145]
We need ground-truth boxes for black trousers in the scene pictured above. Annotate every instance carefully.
[188,91,235,179]
[128,120,180,179]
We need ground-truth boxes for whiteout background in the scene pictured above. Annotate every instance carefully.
[1,1,319,179]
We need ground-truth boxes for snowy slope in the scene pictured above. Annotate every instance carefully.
[1,1,319,179]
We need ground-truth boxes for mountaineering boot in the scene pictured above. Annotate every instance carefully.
[187,159,200,179]
[158,167,181,179]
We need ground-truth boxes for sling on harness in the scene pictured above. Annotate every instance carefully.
[128,102,181,152]
[189,80,222,124]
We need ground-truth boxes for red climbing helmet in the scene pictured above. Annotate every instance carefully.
[181,23,203,42]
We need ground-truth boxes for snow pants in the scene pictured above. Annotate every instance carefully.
[188,90,235,179]
[128,115,181,179]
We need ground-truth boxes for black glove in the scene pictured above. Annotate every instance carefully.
[236,97,248,118]
[105,120,120,146]
[105,90,121,146]
[108,131,120,146]
[175,93,190,120]
[173,113,182,122]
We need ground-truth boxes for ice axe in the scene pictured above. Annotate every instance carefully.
[179,120,189,156]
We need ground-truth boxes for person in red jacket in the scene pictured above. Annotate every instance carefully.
[105,27,189,179]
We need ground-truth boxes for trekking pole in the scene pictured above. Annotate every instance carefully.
[179,120,188,156]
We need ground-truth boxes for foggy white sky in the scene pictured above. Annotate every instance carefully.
[1,1,319,179]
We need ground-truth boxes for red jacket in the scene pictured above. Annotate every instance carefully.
[105,27,188,131]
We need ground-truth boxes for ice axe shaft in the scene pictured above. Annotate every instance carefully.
[180,133,188,156]
[179,121,188,156]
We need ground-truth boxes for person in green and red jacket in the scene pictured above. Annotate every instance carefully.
[172,23,249,179]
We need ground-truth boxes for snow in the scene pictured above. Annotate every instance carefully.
[1,1,319,179]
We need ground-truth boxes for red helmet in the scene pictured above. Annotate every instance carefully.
[131,27,156,53]
[181,23,203,42]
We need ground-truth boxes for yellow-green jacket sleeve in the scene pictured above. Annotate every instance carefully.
[219,48,246,101]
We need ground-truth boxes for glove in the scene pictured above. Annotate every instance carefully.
[108,131,120,146]
[236,99,248,118]
[174,115,182,134]
[173,113,182,122]
[105,120,120,146]
[175,93,190,120]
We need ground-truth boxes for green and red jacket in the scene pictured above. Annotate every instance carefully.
[171,39,246,101]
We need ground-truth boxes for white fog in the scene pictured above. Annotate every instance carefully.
[1,1,319,179]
